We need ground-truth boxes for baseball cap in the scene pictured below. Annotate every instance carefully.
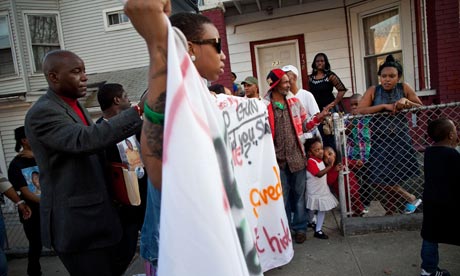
[266,69,285,92]
[14,126,25,152]
[282,65,299,77]
[241,76,258,86]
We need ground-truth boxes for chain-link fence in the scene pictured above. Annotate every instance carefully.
[2,102,459,251]
[333,102,460,219]
[1,198,30,255]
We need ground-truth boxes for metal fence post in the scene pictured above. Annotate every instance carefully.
[333,112,348,219]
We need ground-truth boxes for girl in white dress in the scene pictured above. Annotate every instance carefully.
[305,137,338,239]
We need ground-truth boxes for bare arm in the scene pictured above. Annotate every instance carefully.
[19,187,40,204]
[328,73,347,108]
[403,83,422,105]
[3,187,32,219]
[356,86,394,114]
[124,0,171,190]
[316,162,335,178]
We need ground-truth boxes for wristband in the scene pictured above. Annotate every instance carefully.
[15,200,25,206]
[144,102,165,125]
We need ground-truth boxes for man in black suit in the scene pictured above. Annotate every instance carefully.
[25,50,143,275]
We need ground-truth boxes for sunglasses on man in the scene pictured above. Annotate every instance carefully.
[190,38,222,54]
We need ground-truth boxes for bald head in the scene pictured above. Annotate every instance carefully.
[43,50,79,77]
[43,50,88,98]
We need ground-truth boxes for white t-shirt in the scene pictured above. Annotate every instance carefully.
[295,89,321,139]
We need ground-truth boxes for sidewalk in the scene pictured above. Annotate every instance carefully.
[7,211,460,276]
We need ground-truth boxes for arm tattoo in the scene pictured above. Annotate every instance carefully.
[151,91,166,113]
[143,122,164,160]
[144,91,166,159]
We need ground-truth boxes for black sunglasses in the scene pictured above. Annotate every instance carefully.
[190,38,222,54]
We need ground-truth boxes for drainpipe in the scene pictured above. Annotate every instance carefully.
[414,0,426,90]
[343,0,355,95]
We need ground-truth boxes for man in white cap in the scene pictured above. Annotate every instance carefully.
[281,65,323,230]
[282,65,321,139]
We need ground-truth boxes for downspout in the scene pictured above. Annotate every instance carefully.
[10,0,31,94]
[343,0,355,95]
[414,0,426,90]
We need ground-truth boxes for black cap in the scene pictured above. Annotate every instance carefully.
[14,126,25,152]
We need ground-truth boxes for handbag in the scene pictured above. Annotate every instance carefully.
[322,115,334,136]
[110,162,141,206]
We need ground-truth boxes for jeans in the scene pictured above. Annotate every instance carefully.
[140,180,161,264]
[421,239,439,273]
[280,168,307,233]
[0,212,7,276]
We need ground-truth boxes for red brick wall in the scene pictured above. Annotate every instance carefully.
[426,0,460,103]
[202,8,233,91]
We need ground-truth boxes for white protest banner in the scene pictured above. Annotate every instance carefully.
[159,22,262,276]
[215,95,294,272]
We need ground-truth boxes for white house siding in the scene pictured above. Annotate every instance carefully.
[226,8,352,93]
[14,0,60,92]
[58,0,149,74]
[0,1,27,96]
[0,104,31,176]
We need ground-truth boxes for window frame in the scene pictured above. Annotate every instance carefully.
[22,10,65,75]
[349,0,415,95]
[0,12,19,80]
[102,6,132,32]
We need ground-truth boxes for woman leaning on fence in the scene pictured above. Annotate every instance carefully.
[357,54,423,215]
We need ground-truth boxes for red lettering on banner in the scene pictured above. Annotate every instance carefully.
[254,227,265,253]
[263,219,291,254]
[232,146,242,166]
[249,166,283,218]
[254,219,291,254]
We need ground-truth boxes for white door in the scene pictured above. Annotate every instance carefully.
[255,40,300,97]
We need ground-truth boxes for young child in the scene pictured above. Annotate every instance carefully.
[345,94,371,209]
[304,137,338,239]
[324,147,366,217]
[419,118,459,276]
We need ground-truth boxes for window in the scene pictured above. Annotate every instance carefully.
[362,9,402,87]
[0,14,16,77]
[107,10,130,26]
[349,0,416,94]
[103,7,132,31]
[24,12,63,73]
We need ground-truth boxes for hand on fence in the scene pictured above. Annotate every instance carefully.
[394,97,422,111]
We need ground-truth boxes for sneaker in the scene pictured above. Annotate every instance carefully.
[421,268,451,276]
[294,232,306,244]
[362,207,369,214]
[405,198,422,214]
[313,230,329,239]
